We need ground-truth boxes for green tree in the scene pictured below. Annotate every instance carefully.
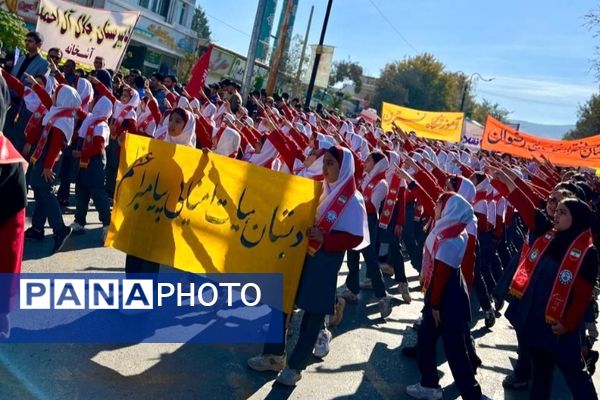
[372,53,471,112]
[280,34,309,76]
[329,60,363,93]
[471,99,511,124]
[563,93,600,139]
[191,6,211,39]
[0,9,27,52]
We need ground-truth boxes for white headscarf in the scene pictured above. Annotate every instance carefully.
[23,76,56,113]
[42,85,81,143]
[161,109,196,147]
[213,126,241,157]
[78,96,112,141]
[422,146,438,166]
[316,146,369,250]
[113,86,140,123]
[424,193,473,270]
[76,78,94,112]
[177,96,192,111]
[136,98,158,137]
[361,154,389,191]
[296,140,331,179]
[248,137,278,167]
[190,98,200,112]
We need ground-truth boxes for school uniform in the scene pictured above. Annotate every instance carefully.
[28,86,81,247]
[412,193,483,400]
[346,157,389,299]
[509,210,598,399]
[260,146,368,375]
[72,96,113,229]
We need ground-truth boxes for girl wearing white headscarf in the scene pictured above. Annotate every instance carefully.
[155,108,197,148]
[248,146,369,386]
[247,135,279,168]
[212,117,241,158]
[76,78,94,113]
[407,192,487,400]
[341,151,393,318]
[2,71,56,155]
[28,84,82,253]
[295,139,331,180]
[70,96,113,238]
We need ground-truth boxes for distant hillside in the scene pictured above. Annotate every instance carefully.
[509,120,574,140]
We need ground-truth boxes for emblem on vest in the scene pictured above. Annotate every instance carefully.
[529,249,539,261]
[338,195,347,204]
[326,210,337,223]
[34,112,41,119]
[364,196,370,203]
[558,269,573,285]
[387,199,394,205]
[383,210,390,217]
[390,189,397,194]
[569,248,582,260]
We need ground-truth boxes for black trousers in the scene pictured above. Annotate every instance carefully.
[529,345,597,400]
[263,311,326,371]
[125,255,160,275]
[417,310,482,400]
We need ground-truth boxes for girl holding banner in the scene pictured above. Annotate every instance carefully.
[248,145,369,387]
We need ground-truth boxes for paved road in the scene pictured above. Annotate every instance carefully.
[0,193,596,399]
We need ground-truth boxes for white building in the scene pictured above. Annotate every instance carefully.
[83,0,198,75]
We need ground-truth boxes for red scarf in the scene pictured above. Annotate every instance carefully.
[111,105,134,139]
[24,104,46,141]
[80,117,108,168]
[307,178,356,256]
[0,135,26,168]
[421,223,467,292]
[137,112,155,134]
[379,172,402,229]
[30,108,74,165]
[362,171,387,207]
[510,229,593,323]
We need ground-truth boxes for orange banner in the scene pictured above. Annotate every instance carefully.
[481,116,600,168]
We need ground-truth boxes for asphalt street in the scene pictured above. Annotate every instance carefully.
[0,192,596,399]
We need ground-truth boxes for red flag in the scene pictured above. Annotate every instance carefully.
[186,44,213,98]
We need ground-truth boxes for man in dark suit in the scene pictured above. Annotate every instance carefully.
[4,31,50,151]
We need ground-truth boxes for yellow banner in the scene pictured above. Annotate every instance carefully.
[381,102,464,142]
[106,135,321,312]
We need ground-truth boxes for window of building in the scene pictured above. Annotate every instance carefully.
[138,0,149,8]
[179,3,188,26]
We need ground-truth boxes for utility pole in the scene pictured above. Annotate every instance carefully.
[242,0,267,101]
[293,5,313,99]
[304,0,333,108]
[266,0,295,95]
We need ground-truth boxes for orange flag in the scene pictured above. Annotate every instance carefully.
[481,116,600,168]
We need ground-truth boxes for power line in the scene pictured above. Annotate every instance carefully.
[206,13,252,37]
[367,0,418,53]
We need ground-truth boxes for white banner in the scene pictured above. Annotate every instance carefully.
[36,0,139,70]
[461,118,484,149]
[303,44,334,88]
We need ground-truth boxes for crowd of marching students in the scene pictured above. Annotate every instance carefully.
[1,31,600,400]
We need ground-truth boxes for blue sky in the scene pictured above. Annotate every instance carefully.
[198,0,599,125]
